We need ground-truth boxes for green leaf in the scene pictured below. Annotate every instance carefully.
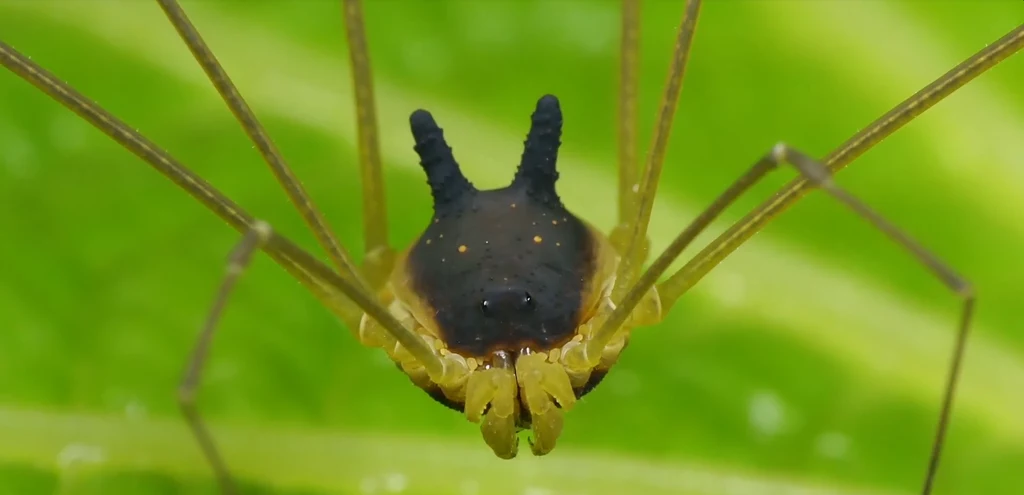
[1,1,1022,494]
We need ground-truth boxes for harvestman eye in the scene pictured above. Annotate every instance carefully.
[0,0,1021,494]
[480,291,534,316]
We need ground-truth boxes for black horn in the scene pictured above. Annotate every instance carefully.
[512,94,562,204]
[410,109,475,213]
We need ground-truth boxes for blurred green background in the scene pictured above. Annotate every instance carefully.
[1,1,1022,494]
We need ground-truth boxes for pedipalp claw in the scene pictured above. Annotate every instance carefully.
[464,366,519,458]
[516,353,576,455]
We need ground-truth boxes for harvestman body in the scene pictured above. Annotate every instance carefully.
[1,1,1022,494]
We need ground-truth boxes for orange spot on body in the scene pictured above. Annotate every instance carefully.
[458,244,468,253]
[533,235,543,244]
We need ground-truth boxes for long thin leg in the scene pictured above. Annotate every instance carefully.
[612,0,701,302]
[572,149,781,368]
[0,39,447,377]
[770,145,974,495]
[155,0,369,290]
[582,142,973,495]
[341,0,393,289]
[609,0,642,254]
[178,220,273,495]
[660,24,1024,305]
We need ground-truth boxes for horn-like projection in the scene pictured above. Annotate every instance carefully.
[410,109,475,213]
[512,94,563,204]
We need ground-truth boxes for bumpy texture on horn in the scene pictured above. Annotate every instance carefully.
[511,94,562,205]
[410,109,476,213]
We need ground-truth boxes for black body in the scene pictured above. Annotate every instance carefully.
[404,95,598,357]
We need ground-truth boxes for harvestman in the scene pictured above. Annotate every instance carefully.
[1,0,1022,494]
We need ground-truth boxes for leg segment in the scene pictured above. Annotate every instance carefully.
[612,0,702,303]
[155,0,368,289]
[341,0,394,289]
[764,145,973,495]
[0,15,468,450]
[153,0,475,428]
[0,38,361,331]
[178,221,273,495]
[154,0,459,377]
[660,25,1024,304]
[566,148,782,370]
[572,141,971,495]
[608,0,642,254]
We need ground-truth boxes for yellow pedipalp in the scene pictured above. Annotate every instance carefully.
[465,367,519,459]
[516,352,577,455]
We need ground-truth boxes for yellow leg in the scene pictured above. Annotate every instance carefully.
[341,0,395,289]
